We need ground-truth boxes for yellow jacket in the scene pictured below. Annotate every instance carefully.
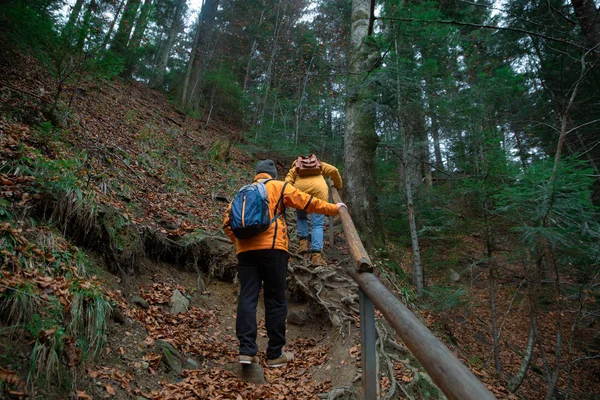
[284,161,342,201]
[223,173,339,254]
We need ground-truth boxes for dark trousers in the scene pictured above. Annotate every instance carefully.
[236,249,288,359]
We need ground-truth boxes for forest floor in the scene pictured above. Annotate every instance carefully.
[0,40,598,399]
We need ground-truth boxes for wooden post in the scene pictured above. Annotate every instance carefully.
[331,186,373,272]
[347,269,497,400]
[360,288,377,399]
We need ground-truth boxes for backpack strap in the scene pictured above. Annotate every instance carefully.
[270,182,288,223]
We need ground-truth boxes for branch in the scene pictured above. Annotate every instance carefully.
[375,17,586,50]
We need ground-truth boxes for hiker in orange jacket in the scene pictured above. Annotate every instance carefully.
[285,157,342,266]
[223,159,346,367]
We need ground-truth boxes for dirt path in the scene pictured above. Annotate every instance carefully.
[74,255,359,400]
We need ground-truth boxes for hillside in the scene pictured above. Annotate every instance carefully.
[1,35,599,400]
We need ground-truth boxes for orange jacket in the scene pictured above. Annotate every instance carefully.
[223,173,339,254]
[284,161,342,201]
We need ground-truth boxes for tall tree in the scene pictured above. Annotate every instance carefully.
[110,0,141,57]
[344,0,385,247]
[180,0,220,110]
[570,0,600,51]
[102,0,125,49]
[150,0,186,89]
[63,0,86,37]
[124,0,153,77]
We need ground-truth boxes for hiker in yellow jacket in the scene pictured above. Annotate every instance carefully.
[223,159,346,368]
[285,155,343,266]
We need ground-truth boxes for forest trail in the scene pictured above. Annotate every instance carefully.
[1,38,598,400]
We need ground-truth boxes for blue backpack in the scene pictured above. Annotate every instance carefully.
[229,179,286,239]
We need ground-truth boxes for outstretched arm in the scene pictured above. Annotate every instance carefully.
[322,162,342,190]
[282,182,341,216]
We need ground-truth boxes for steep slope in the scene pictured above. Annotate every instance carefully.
[0,40,367,400]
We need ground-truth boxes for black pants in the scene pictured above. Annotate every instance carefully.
[236,249,288,359]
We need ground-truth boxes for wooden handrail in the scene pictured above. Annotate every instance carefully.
[347,269,496,400]
[330,187,496,400]
[330,187,373,273]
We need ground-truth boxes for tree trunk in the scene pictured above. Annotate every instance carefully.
[253,2,286,137]
[102,0,125,49]
[124,0,153,77]
[489,260,502,373]
[403,143,424,292]
[151,0,185,89]
[242,4,267,92]
[344,0,385,248]
[64,0,86,37]
[431,117,444,170]
[110,0,141,56]
[508,314,536,392]
[295,47,317,147]
[181,0,220,110]
[570,0,600,51]
[75,0,96,50]
[395,38,423,292]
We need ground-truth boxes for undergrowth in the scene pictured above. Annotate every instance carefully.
[0,222,113,389]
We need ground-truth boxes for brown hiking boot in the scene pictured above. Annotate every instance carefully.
[239,355,260,365]
[297,239,309,255]
[267,351,294,368]
[311,252,327,266]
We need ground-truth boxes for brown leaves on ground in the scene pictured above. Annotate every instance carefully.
[119,283,333,400]
[0,367,26,398]
[88,366,134,392]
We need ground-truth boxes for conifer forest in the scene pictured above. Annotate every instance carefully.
[0,0,599,399]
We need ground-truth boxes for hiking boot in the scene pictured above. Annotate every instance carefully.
[239,355,260,365]
[297,239,309,255]
[311,252,327,266]
[267,351,294,368]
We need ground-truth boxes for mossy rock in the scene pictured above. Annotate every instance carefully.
[209,139,231,162]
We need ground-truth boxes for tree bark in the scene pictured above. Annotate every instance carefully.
[102,0,125,49]
[395,38,423,292]
[110,0,141,56]
[151,0,186,89]
[75,0,96,49]
[124,0,153,77]
[403,144,424,292]
[508,314,536,392]
[431,117,444,170]
[570,0,600,51]
[64,0,86,37]
[181,0,220,110]
[344,0,385,248]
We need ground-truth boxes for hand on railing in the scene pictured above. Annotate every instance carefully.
[336,202,347,210]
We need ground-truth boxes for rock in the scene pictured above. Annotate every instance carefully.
[170,290,189,314]
[156,340,183,376]
[184,357,200,370]
[209,139,231,162]
[111,307,128,324]
[287,310,308,326]
[223,362,267,384]
[141,361,149,369]
[131,295,149,309]
[137,341,149,352]
[448,269,461,283]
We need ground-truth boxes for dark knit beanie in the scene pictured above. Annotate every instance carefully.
[256,159,278,179]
